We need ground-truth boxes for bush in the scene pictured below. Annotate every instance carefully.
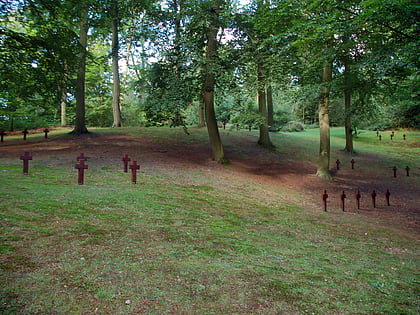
[281,121,305,132]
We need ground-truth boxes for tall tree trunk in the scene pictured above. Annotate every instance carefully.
[111,0,123,127]
[60,60,68,126]
[60,87,67,126]
[343,60,353,153]
[316,61,332,180]
[267,84,274,131]
[203,0,227,164]
[71,5,89,135]
[198,96,206,127]
[257,61,274,149]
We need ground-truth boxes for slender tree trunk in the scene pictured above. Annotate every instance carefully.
[9,115,14,132]
[316,61,333,180]
[60,88,67,126]
[257,62,274,149]
[198,96,206,127]
[203,0,227,164]
[267,84,274,131]
[60,60,68,126]
[111,0,123,127]
[71,5,89,135]
[123,16,135,87]
[343,60,353,153]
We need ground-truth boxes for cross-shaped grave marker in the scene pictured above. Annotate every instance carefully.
[20,151,32,174]
[340,191,346,211]
[392,166,397,178]
[355,190,361,210]
[129,160,140,184]
[75,158,88,185]
[385,189,391,206]
[77,153,88,161]
[22,129,29,140]
[122,154,131,173]
[322,190,328,212]
[44,128,49,139]
[371,190,377,208]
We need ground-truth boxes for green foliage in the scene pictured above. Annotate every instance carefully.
[230,98,263,128]
[1,0,418,133]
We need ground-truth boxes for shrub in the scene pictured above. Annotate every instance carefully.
[282,121,305,132]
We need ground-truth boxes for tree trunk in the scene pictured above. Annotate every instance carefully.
[71,5,89,135]
[257,62,274,149]
[203,0,227,164]
[111,0,123,127]
[267,84,274,131]
[316,61,332,180]
[343,60,353,153]
[60,60,68,126]
[198,96,206,127]
[60,88,67,126]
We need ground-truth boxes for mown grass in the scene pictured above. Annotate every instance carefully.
[0,127,419,314]
[278,128,420,168]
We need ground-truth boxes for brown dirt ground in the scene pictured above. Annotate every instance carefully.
[1,127,419,237]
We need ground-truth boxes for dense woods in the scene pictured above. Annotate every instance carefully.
[1,0,418,176]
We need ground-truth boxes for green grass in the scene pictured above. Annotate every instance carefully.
[278,128,420,167]
[0,127,419,314]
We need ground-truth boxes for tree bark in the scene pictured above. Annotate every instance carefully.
[71,5,89,135]
[60,87,67,126]
[316,61,333,180]
[257,61,274,149]
[111,0,123,127]
[60,59,68,126]
[267,84,274,131]
[343,60,353,153]
[203,0,227,164]
[198,96,206,127]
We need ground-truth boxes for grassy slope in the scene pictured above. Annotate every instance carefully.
[0,127,419,314]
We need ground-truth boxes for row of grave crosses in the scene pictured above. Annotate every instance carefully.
[19,152,141,185]
[335,158,412,177]
[322,189,391,212]
[1,129,410,143]
[74,153,141,184]
[0,129,50,142]
[376,130,407,141]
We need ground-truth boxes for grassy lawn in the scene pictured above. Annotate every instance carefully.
[0,127,419,314]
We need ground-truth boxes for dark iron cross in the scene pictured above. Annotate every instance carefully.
[322,190,328,212]
[371,190,377,208]
[385,189,391,206]
[340,191,346,211]
[355,190,361,210]
[20,151,32,174]
[122,154,131,173]
[77,153,88,161]
[129,160,140,183]
[22,129,29,140]
[75,159,88,185]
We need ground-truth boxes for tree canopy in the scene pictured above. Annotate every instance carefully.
[1,0,418,169]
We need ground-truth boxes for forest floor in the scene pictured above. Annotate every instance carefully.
[0,126,419,314]
[3,126,419,233]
